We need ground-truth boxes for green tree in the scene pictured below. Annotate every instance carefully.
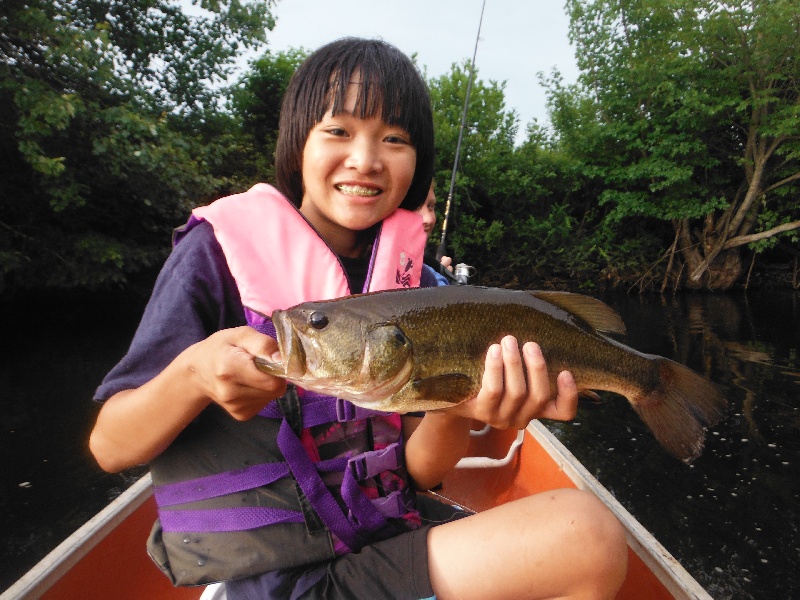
[429,62,631,288]
[0,0,275,293]
[229,47,309,182]
[559,0,800,290]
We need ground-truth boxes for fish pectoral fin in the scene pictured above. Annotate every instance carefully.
[411,374,474,405]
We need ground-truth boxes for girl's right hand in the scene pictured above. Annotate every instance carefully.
[186,326,287,421]
[90,326,287,472]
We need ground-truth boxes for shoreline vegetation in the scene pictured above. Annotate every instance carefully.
[1,258,798,314]
[2,1,798,297]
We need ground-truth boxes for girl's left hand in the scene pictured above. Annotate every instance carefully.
[448,335,579,430]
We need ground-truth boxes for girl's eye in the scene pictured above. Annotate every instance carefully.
[326,127,348,137]
[385,134,411,145]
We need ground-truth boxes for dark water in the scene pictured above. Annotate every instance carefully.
[2,290,799,597]
[0,293,149,592]
[547,291,800,599]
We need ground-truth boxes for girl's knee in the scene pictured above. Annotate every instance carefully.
[534,489,628,590]
[562,489,628,591]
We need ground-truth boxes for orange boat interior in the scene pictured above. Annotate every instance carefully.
[37,426,674,600]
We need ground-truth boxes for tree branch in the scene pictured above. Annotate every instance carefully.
[762,170,800,195]
[723,220,800,250]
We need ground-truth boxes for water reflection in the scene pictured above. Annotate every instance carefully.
[547,291,800,599]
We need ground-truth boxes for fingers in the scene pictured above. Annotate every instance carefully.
[540,370,579,422]
[480,342,504,398]
[500,337,527,402]
[190,327,287,420]
[522,341,549,401]
[464,337,578,429]
[233,326,282,362]
[467,337,536,428]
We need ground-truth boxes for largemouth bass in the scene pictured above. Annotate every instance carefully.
[255,286,727,463]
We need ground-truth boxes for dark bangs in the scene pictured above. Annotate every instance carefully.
[276,38,434,211]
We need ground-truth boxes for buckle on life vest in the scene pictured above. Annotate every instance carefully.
[335,398,359,422]
[371,487,415,519]
[347,442,403,481]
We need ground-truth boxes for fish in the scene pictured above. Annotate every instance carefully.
[254,285,727,463]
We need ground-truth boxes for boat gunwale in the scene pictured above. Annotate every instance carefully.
[527,420,713,600]
[0,475,154,600]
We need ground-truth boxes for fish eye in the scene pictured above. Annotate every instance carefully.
[309,311,329,330]
[393,330,408,346]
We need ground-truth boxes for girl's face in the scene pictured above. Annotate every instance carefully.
[300,81,417,258]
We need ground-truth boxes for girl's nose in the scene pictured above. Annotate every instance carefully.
[344,139,383,173]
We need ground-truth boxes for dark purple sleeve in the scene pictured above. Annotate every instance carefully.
[93,221,246,401]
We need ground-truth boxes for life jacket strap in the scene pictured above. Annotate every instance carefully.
[153,462,290,506]
[277,419,406,552]
[249,315,275,337]
[158,506,304,533]
[258,395,390,428]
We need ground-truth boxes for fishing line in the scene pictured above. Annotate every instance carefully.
[436,0,487,262]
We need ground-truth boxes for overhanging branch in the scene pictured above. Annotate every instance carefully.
[723,220,800,250]
[762,171,800,195]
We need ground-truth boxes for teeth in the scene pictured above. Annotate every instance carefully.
[336,184,380,197]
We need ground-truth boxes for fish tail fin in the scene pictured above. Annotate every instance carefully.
[632,359,727,464]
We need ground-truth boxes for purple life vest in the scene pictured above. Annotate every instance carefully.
[146,184,427,585]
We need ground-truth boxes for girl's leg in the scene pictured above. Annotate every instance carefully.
[427,488,628,600]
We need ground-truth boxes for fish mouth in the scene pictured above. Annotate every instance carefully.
[269,311,307,379]
[335,184,381,197]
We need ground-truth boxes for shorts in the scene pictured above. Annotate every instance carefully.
[225,496,469,600]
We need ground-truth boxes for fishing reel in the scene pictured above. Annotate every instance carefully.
[453,263,475,285]
[435,261,475,285]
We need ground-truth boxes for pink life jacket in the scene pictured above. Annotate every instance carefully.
[192,183,424,318]
[147,184,427,585]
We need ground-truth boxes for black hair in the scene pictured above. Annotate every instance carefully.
[275,37,434,211]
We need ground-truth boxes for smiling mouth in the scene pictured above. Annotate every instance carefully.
[336,184,381,197]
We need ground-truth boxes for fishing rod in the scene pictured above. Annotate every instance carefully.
[435,0,487,275]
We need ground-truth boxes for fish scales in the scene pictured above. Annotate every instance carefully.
[255,286,727,462]
[389,294,657,395]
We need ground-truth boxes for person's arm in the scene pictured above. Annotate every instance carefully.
[89,222,286,472]
[403,336,578,491]
[89,327,286,472]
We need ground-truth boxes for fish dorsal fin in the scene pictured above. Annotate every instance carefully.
[529,291,627,335]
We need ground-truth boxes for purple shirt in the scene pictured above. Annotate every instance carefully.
[94,222,246,401]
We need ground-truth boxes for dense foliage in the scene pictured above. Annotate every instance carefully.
[556,0,800,290]
[1,0,797,295]
[0,0,274,293]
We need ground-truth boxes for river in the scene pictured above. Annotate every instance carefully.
[1,289,798,597]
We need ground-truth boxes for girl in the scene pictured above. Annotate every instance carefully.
[89,38,626,600]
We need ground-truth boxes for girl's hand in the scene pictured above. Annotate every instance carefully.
[91,327,287,472]
[448,335,578,430]
[185,326,287,421]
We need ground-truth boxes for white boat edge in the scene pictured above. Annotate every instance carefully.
[1,474,154,600]
[527,420,713,600]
